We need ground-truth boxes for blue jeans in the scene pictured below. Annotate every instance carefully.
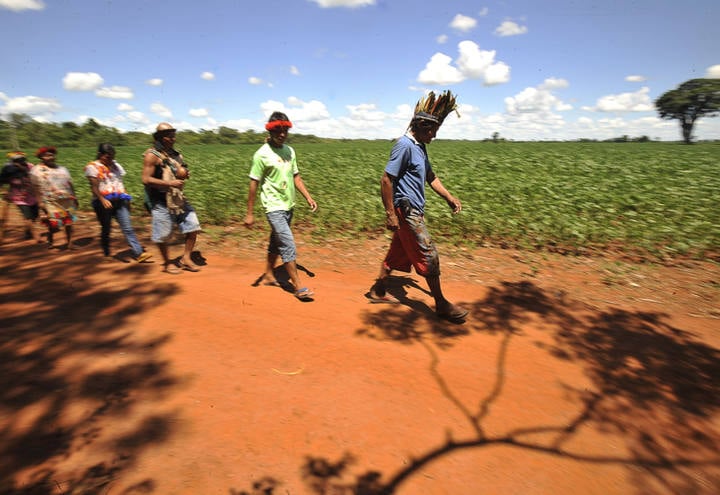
[266,209,296,263]
[93,199,143,257]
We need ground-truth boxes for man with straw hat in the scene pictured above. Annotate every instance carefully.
[368,90,468,322]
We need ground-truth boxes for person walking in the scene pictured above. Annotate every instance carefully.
[244,112,318,300]
[142,123,202,274]
[30,146,78,249]
[85,143,152,262]
[0,151,41,243]
[368,91,468,322]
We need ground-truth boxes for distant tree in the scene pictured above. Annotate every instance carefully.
[655,78,720,144]
[491,131,500,143]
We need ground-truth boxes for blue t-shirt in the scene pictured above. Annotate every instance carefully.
[384,133,434,214]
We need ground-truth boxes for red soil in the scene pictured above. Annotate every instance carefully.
[1,211,719,494]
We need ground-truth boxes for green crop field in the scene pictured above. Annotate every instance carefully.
[24,141,720,261]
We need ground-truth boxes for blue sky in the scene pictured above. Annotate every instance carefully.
[1,0,718,141]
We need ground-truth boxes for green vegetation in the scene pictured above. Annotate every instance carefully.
[11,140,717,261]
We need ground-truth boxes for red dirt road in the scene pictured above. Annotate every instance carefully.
[1,215,719,494]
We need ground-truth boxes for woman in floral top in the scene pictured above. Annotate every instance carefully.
[85,143,151,262]
[30,146,78,249]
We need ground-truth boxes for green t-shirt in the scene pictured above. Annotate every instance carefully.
[249,142,299,213]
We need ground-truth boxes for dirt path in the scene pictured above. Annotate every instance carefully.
[1,213,719,494]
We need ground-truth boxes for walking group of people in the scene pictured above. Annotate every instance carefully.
[1,92,468,321]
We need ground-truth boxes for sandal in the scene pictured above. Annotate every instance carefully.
[135,252,153,263]
[163,263,182,275]
[436,304,469,322]
[367,291,400,304]
[178,260,200,272]
[294,288,314,300]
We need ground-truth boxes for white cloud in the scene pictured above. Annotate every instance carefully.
[478,7,489,16]
[417,52,464,85]
[450,14,477,32]
[625,75,646,83]
[494,20,528,37]
[540,77,569,90]
[150,103,173,118]
[189,108,209,118]
[309,0,375,8]
[290,66,300,76]
[146,78,163,86]
[95,86,133,99]
[201,71,215,81]
[248,76,264,85]
[345,103,386,121]
[418,41,511,86]
[126,111,147,123]
[0,0,44,11]
[483,62,511,86]
[594,87,654,112]
[0,95,60,116]
[63,72,104,91]
[436,34,448,44]
[505,81,572,114]
[706,64,720,78]
[261,97,330,122]
[455,40,510,86]
[117,103,133,111]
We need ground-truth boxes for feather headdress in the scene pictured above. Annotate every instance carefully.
[412,90,460,126]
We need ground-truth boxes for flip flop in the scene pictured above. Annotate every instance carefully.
[135,252,153,263]
[436,305,469,322]
[163,263,182,275]
[295,288,314,300]
[178,260,200,272]
[367,291,400,304]
[263,279,282,287]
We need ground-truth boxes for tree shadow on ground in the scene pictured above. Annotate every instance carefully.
[0,237,184,494]
[232,279,720,495]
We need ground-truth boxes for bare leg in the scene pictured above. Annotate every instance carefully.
[180,231,199,268]
[427,275,468,320]
[65,225,74,249]
[371,263,391,296]
[265,252,279,280]
[285,260,302,291]
[157,242,170,264]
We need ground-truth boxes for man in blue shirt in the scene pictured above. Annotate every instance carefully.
[369,111,468,322]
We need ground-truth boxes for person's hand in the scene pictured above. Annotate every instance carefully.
[446,196,462,214]
[385,211,399,231]
[243,213,254,228]
[169,179,184,189]
[101,198,112,209]
[307,197,318,212]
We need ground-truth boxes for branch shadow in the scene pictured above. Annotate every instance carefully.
[0,239,184,494]
[231,280,720,494]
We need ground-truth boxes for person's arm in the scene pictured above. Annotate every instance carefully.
[87,176,112,209]
[243,178,259,227]
[429,175,462,214]
[293,174,317,212]
[142,153,183,191]
[380,171,399,231]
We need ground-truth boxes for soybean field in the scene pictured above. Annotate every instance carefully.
[49,141,719,260]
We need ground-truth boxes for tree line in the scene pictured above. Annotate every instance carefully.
[0,114,333,150]
[2,77,718,149]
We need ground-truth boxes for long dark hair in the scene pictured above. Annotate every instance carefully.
[96,143,115,159]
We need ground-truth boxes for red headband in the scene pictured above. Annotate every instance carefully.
[265,120,293,131]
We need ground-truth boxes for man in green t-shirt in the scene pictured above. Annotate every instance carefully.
[244,112,318,300]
